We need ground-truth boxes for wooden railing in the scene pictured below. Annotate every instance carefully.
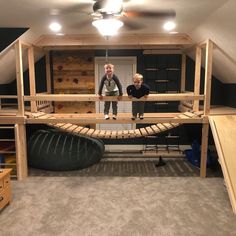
[0,95,18,112]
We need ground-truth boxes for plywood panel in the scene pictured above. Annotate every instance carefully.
[209,115,236,213]
[52,50,95,127]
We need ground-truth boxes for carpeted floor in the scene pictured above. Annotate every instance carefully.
[28,158,222,178]
[1,176,236,236]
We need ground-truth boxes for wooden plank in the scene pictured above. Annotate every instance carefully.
[122,130,129,139]
[209,116,236,213]
[200,123,209,178]
[180,54,186,93]
[134,129,142,137]
[104,131,112,139]
[193,46,202,112]
[111,131,118,139]
[150,125,161,134]
[139,128,148,136]
[128,129,136,138]
[14,124,28,180]
[162,123,174,129]
[15,41,25,116]
[60,124,74,131]
[156,124,167,131]
[86,128,95,137]
[98,130,106,139]
[28,46,37,113]
[184,111,196,118]
[78,127,89,135]
[145,126,156,135]
[90,129,101,138]
[66,125,79,132]
[24,93,204,102]
[72,126,84,133]
[36,34,193,48]
[203,39,214,115]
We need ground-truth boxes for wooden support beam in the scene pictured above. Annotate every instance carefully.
[45,51,52,94]
[200,122,209,178]
[15,40,25,116]
[24,93,204,102]
[0,116,25,124]
[193,46,202,112]
[35,34,193,49]
[28,46,37,113]
[203,39,214,115]
[15,124,28,180]
[45,51,53,112]
[180,54,186,93]
[26,117,203,124]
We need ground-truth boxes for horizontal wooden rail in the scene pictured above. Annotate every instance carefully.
[24,93,205,102]
[26,117,205,124]
[0,116,25,124]
[0,95,18,99]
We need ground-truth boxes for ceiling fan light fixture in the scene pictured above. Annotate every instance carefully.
[92,18,123,36]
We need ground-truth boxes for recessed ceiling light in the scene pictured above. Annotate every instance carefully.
[163,21,176,31]
[49,22,62,32]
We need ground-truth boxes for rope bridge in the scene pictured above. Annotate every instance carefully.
[27,111,200,139]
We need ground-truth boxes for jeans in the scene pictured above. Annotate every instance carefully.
[132,101,145,117]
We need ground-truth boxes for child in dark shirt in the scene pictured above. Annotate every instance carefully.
[98,63,123,120]
[127,73,150,120]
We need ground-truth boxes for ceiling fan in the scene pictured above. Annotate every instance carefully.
[92,0,176,30]
[67,0,176,31]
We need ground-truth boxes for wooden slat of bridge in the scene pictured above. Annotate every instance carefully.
[27,111,201,139]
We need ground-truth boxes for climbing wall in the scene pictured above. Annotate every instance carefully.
[52,50,95,114]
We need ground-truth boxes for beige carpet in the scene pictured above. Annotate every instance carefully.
[1,175,236,236]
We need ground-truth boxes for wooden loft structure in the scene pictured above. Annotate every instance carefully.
[0,34,214,180]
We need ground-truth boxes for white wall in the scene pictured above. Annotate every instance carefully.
[190,0,236,83]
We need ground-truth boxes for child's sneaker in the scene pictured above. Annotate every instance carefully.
[139,116,144,120]
[131,116,136,120]
[112,115,117,120]
[105,114,109,120]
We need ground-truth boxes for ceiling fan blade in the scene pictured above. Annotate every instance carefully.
[124,9,176,18]
[62,3,93,15]
[70,19,91,30]
[121,17,145,30]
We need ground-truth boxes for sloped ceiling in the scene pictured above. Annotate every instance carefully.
[190,0,236,83]
[0,0,235,84]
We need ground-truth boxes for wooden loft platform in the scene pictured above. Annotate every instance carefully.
[0,38,215,180]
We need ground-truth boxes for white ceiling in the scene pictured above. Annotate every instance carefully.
[0,0,228,36]
[1,0,236,84]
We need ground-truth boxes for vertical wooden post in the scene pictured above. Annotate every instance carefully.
[28,46,37,112]
[200,122,209,178]
[15,124,28,180]
[15,40,25,116]
[180,54,186,93]
[45,51,53,111]
[179,54,186,111]
[193,46,202,112]
[200,39,213,177]
[203,39,214,115]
